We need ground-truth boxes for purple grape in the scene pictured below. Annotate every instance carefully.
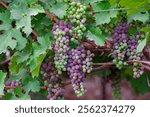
[41,58,64,100]
[52,20,72,74]
[67,45,93,97]
[112,22,129,69]
[127,33,144,78]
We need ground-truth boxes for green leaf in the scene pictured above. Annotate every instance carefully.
[27,0,38,4]
[136,39,146,53]
[8,68,29,82]
[39,0,56,10]
[141,27,150,32]
[81,0,104,4]
[28,36,51,77]
[49,1,67,19]
[136,32,150,53]
[0,11,27,54]
[130,74,150,94]
[119,0,149,13]
[128,11,149,23]
[109,0,118,4]
[9,45,31,74]
[23,77,40,93]
[87,27,105,46]
[9,55,22,74]
[0,70,6,95]
[12,45,32,64]
[92,1,118,25]
[14,86,24,97]
[10,0,44,36]
[3,93,18,100]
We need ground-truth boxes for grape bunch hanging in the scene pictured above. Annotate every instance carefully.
[112,22,145,78]
[41,58,64,100]
[40,1,93,100]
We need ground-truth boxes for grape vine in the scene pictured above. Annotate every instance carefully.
[0,0,150,100]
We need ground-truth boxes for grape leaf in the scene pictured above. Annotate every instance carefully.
[23,77,40,93]
[130,74,150,94]
[28,36,51,77]
[3,93,18,100]
[5,90,30,100]
[9,45,31,74]
[141,27,150,32]
[136,32,150,53]
[81,0,104,4]
[9,55,22,74]
[39,0,56,10]
[49,1,67,19]
[0,70,6,95]
[0,11,27,54]
[136,39,146,53]
[109,0,118,4]
[87,27,105,46]
[92,1,118,25]
[119,0,149,13]
[14,86,31,100]
[8,68,29,82]
[9,0,44,36]
[27,0,38,4]
[128,11,149,23]
[12,44,32,64]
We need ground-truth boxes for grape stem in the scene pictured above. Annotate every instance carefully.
[92,62,114,66]
[0,1,8,9]
[93,60,150,66]
[130,60,150,66]
[44,10,57,22]
[31,30,38,41]
[0,59,10,66]
[92,65,112,72]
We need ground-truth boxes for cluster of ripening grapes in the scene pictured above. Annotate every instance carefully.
[65,1,87,42]
[41,58,64,100]
[67,46,93,96]
[112,22,129,69]
[40,1,94,99]
[127,33,145,78]
[112,22,144,78]
[52,20,72,74]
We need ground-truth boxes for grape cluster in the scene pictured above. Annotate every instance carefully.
[41,58,64,100]
[127,33,144,78]
[66,1,87,42]
[67,45,93,97]
[112,22,145,78]
[112,77,121,100]
[10,80,22,87]
[47,84,64,100]
[4,80,21,94]
[112,22,129,69]
[52,20,72,74]
[41,58,53,81]
[5,80,21,87]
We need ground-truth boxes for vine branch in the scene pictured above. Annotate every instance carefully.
[0,1,8,9]
[44,10,57,22]
[0,59,10,66]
